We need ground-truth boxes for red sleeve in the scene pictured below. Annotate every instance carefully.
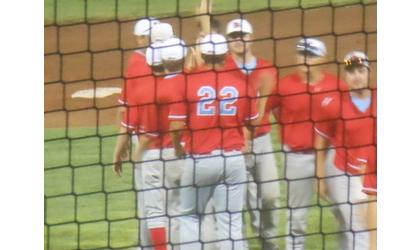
[121,104,139,129]
[168,101,187,121]
[265,84,281,112]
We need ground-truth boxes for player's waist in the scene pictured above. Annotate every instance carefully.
[190,148,242,158]
[283,144,315,155]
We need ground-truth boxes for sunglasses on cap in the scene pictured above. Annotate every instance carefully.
[227,32,248,39]
[344,56,369,70]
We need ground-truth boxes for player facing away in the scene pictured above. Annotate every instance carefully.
[116,19,174,161]
[114,40,177,250]
[126,37,189,250]
[224,18,280,250]
[266,37,346,250]
[169,34,259,250]
[314,51,375,250]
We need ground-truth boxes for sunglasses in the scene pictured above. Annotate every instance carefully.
[344,56,369,69]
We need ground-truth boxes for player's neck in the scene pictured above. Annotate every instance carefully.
[232,51,255,65]
[204,63,225,71]
[350,88,371,99]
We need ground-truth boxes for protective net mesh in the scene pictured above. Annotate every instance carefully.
[44,0,377,249]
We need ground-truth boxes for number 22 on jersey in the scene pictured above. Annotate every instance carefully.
[197,86,239,116]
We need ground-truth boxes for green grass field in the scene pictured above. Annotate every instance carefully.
[44,0,375,25]
[45,125,340,250]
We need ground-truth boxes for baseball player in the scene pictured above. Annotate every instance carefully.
[113,30,179,250]
[116,19,174,159]
[266,37,346,250]
[129,37,189,250]
[113,41,168,250]
[314,51,375,250]
[118,18,159,114]
[224,18,280,250]
[169,33,259,250]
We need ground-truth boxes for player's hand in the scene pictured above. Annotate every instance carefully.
[174,145,186,159]
[120,142,130,161]
[113,154,123,177]
[318,179,329,202]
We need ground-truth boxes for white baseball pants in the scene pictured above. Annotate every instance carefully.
[135,148,184,250]
[244,133,280,248]
[325,150,369,250]
[283,145,316,250]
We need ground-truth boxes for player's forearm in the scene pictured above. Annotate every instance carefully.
[198,0,212,35]
[170,121,185,149]
[314,134,329,179]
[113,126,130,158]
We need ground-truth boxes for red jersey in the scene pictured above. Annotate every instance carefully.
[140,73,187,149]
[121,74,157,131]
[363,145,377,195]
[171,67,259,154]
[314,90,377,175]
[267,72,344,151]
[118,50,152,105]
[225,53,277,137]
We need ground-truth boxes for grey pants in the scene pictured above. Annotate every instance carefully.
[135,148,184,250]
[325,150,369,250]
[244,133,281,248]
[180,150,247,250]
[283,146,316,250]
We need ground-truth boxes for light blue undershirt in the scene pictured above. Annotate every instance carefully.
[351,94,371,112]
[235,57,257,74]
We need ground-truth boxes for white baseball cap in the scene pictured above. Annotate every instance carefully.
[161,38,187,61]
[344,51,370,69]
[296,37,327,57]
[226,18,253,35]
[200,34,228,55]
[134,18,160,36]
[151,23,174,43]
[146,41,164,66]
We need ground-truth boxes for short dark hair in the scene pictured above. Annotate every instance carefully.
[201,53,226,65]
[162,59,184,73]
[151,65,164,74]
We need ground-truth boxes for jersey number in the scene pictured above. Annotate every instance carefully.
[197,86,239,116]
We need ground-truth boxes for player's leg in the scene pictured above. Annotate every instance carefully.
[201,199,218,250]
[325,151,369,250]
[179,156,220,250]
[254,133,280,249]
[162,149,184,250]
[141,150,169,250]
[243,152,261,247]
[213,152,247,250]
[284,151,316,250]
[135,163,153,250]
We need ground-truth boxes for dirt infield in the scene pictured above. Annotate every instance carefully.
[44,4,376,128]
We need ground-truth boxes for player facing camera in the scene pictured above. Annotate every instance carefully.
[226,19,253,55]
[160,37,188,74]
[296,37,327,79]
[343,51,371,91]
[199,33,228,68]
